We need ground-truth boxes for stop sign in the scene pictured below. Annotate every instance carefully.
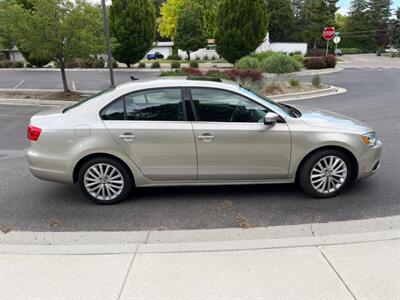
[323,27,335,40]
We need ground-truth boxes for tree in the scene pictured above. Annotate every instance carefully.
[367,0,392,47]
[292,0,307,42]
[188,0,220,38]
[110,0,156,68]
[174,4,207,60]
[158,0,186,39]
[389,8,400,48]
[303,0,338,48]
[215,0,268,64]
[0,0,105,91]
[267,0,295,42]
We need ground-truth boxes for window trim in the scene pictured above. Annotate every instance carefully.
[100,87,188,122]
[187,87,285,124]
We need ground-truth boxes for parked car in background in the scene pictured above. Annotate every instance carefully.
[385,47,398,54]
[146,52,164,60]
[335,49,342,56]
[27,78,382,204]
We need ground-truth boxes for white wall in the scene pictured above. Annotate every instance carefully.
[178,48,220,60]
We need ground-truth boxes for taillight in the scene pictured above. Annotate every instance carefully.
[27,125,42,141]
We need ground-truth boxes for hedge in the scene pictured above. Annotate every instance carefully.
[303,57,327,69]
[261,54,302,74]
[235,57,261,70]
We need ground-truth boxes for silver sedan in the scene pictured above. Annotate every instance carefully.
[27,78,382,204]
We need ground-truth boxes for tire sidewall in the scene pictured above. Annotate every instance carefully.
[299,149,352,198]
[78,157,133,205]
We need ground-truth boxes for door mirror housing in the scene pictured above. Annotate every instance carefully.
[264,112,279,126]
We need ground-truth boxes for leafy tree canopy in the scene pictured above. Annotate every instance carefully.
[174,4,207,60]
[267,0,295,42]
[158,0,186,39]
[110,0,156,67]
[215,0,268,64]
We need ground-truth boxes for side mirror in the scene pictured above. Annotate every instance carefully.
[264,112,279,126]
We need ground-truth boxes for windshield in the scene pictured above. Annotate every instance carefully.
[239,86,292,116]
[63,86,116,113]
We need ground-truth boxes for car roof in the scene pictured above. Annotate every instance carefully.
[114,77,241,93]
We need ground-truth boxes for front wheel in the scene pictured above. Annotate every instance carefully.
[298,150,352,198]
[78,157,133,205]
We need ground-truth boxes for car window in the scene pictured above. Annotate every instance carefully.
[191,88,269,123]
[101,98,125,120]
[125,88,183,121]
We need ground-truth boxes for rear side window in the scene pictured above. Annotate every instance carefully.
[101,88,184,121]
[101,98,125,120]
[125,89,183,121]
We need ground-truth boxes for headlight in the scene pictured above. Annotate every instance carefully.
[361,132,377,147]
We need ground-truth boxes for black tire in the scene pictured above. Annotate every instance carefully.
[298,149,352,198]
[78,156,133,205]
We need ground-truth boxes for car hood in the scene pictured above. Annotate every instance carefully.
[292,105,373,133]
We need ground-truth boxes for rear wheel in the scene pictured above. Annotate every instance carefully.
[298,149,352,198]
[78,157,133,205]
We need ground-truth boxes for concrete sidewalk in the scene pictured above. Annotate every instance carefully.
[1,221,400,300]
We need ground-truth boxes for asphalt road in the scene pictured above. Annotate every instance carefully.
[0,69,158,91]
[0,68,399,232]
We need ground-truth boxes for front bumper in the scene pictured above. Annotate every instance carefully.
[357,140,382,179]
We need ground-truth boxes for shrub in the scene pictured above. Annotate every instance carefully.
[205,70,230,80]
[203,55,209,60]
[261,54,302,74]
[171,61,181,69]
[340,48,362,54]
[189,61,199,68]
[184,67,203,76]
[112,60,119,68]
[225,69,263,82]
[13,61,24,68]
[0,60,13,68]
[262,82,284,95]
[235,56,261,70]
[312,75,321,88]
[167,54,182,61]
[289,79,301,87]
[211,55,217,60]
[159,69,186,76]
[322,55,336,68]
[138,62,146,68]
[26,63,33,68]
[195,56,200,61]
[151,61,161,68]
[304,57,327,69]
[306,48,332,57]
[0,52,7,60]
[293,54,304,65]
[251,50,277,61]
[92,58,105,68]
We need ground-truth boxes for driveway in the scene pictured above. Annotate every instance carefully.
[0,68,399,232]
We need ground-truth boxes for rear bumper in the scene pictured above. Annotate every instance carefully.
[357,140,382,179]
[27,149,73,183]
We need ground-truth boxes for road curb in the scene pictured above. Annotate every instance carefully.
[263,67,343,78]
[1,215,400,254]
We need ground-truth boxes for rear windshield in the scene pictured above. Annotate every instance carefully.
[63,86,116,113]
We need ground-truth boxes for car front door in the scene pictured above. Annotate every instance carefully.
[190,88,291,180]
[101,88,197,181]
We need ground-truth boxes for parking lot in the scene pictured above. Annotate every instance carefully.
[0,68,399,232]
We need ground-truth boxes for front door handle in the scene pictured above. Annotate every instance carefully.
[198,133,215,142]
[119,133,136,142]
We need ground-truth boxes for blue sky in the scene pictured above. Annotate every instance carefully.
[339,0,400,14]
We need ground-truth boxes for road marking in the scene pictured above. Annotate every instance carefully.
[12,80,25,89]
[72,81,76,91]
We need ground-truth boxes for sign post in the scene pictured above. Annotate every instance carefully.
[333,35,341,52]
[322,27,335,56]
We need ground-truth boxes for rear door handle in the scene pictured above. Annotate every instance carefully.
[198,133,215,142]
[119,133,136,142]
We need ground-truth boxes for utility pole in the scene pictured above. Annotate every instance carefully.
[101,0,115,86]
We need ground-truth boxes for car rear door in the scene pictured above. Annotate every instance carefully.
[101,87,197,181]
[189,87,291,180]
